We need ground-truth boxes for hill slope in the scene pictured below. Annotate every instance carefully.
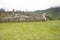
[35,7,60,20]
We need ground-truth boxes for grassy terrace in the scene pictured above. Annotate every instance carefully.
[0,20,60,40]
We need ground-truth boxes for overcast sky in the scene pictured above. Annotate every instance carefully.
[0,0,60,11]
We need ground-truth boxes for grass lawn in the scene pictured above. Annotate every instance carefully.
[0,21,60,40]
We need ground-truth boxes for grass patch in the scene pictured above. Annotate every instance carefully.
[0,21,60,40]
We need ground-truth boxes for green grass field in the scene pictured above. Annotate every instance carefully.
[0,21,60,40]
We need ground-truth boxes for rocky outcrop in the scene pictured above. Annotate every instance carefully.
[0,12,48,22]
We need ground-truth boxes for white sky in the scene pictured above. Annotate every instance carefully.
[0,0,60,11]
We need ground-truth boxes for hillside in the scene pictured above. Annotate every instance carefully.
[0,7,60,22]
[35,7,60,20]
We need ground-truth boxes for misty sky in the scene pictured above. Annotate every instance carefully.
[0,0,60,11]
